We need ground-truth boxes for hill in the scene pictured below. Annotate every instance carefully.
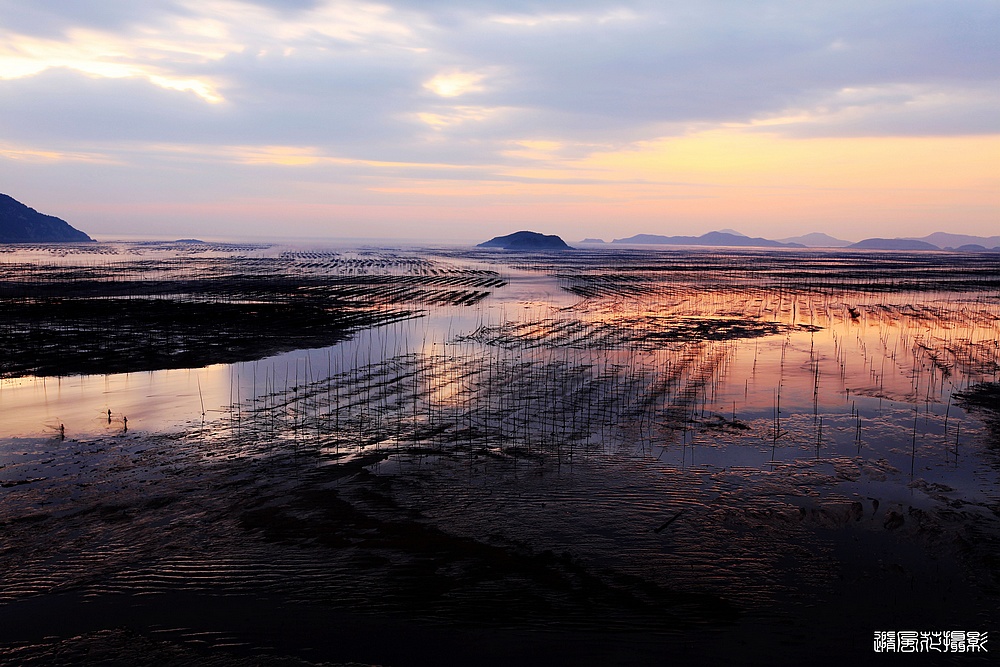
[612,231,803,248]
[477,231,571,250]
[0,194,93,243]
[914,232,1000,249]
[848,238,940,251]
[779,232,853,247]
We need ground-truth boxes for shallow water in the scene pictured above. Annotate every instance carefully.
[1,244,998,665]
[0,249,571,439]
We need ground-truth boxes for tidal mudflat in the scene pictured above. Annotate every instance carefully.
[1,243,998,665]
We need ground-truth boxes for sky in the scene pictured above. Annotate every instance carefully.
[0,0,997,243]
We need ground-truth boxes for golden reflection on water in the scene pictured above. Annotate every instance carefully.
[2,248,998,474]
[2,246,1000,658]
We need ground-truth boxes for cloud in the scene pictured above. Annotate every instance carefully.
[424,69,489,97]
[3,0,997,151]
[745,85,1000,138]
[427,0,1000,137]
[0,69,230,144]
[0,0,997,239]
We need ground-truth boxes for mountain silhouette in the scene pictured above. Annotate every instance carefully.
[848,238,940,250]
[0,194,93,243]
[779,232,852,247]
[612,231,803,248]
[477,231,571,250]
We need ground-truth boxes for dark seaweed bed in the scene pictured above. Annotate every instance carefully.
[0,249,498,377]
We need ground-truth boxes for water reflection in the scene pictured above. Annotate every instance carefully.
[3,246,998,501]
[2,245,999,664]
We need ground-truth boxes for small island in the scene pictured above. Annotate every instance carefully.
[0,193,93,243]
[477,230,571,250]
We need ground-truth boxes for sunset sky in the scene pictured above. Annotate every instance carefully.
[1,0,997,242]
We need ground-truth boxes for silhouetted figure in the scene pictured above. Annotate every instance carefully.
[123,416,128,433]
[59,424,65,441]
[108,409,112,424]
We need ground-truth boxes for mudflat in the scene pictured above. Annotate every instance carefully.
[1,243,998,666]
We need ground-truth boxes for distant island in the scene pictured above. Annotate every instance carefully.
[847,238,940,251]
[916,232,1000,251]
[600,229,999,252]
[0,193,93,243]
[779,232,852,248]
[477,231,571,250]
[612,231,804,248]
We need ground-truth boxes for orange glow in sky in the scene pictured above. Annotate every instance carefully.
[0,1,997,242]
